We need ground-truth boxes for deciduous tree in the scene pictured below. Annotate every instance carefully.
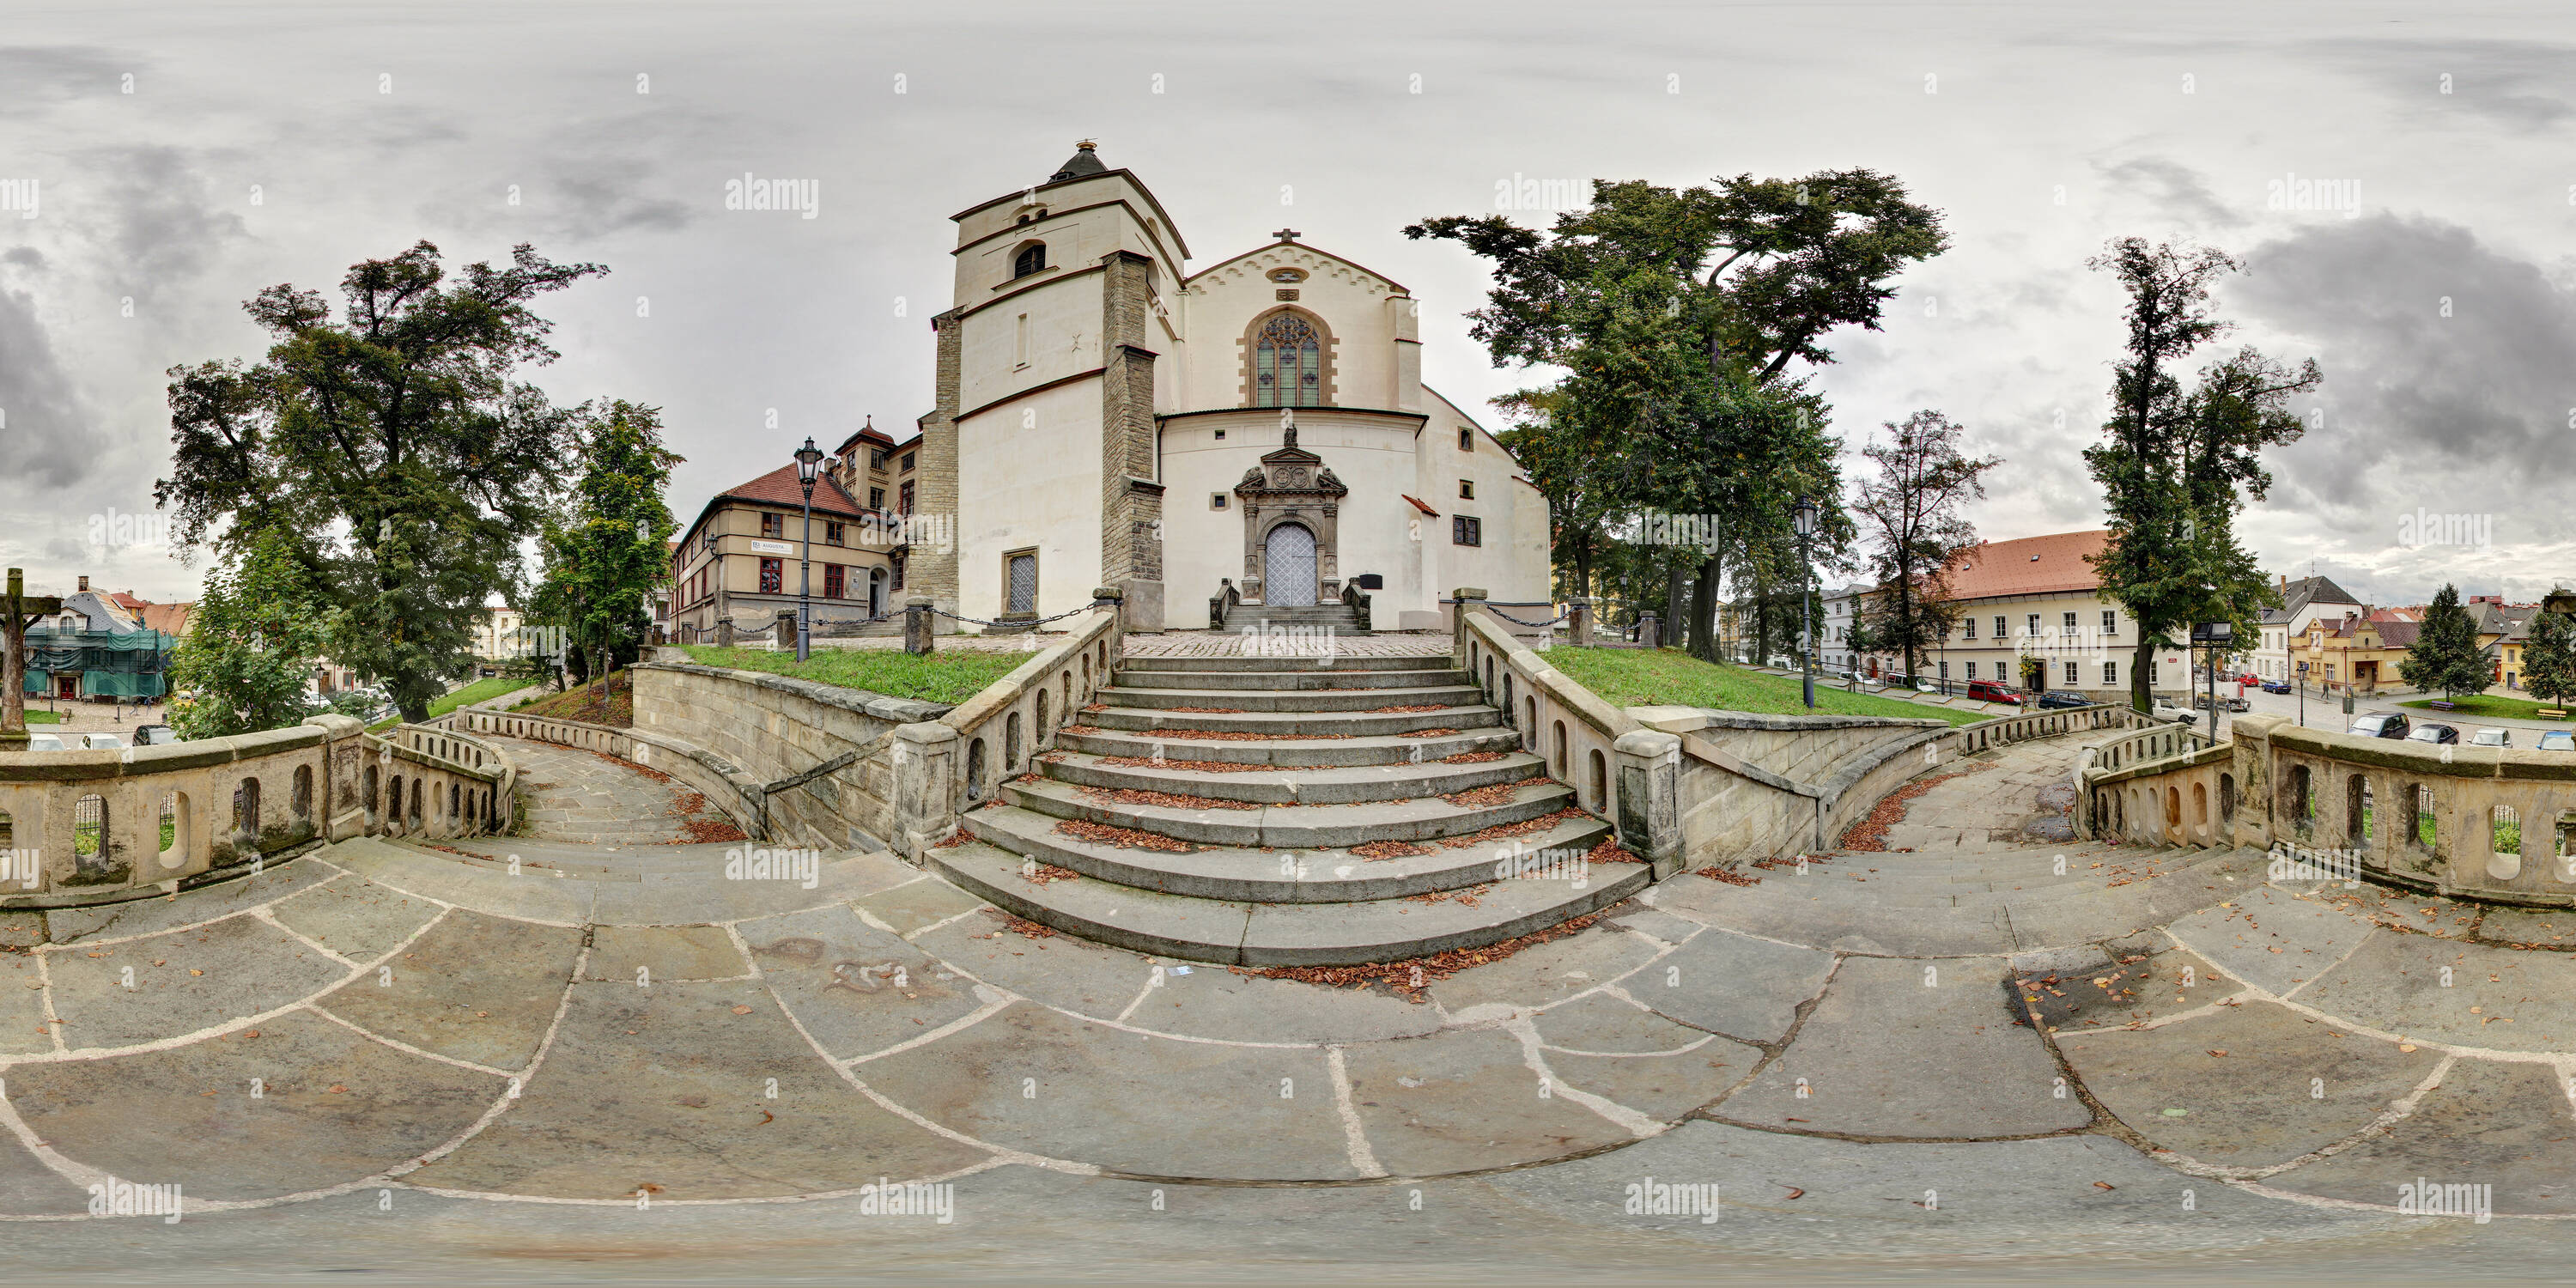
[1850,410,1997,683]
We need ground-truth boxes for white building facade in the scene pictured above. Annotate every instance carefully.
[908,144,1550,631]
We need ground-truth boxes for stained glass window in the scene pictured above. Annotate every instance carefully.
[1253,312,1322,407]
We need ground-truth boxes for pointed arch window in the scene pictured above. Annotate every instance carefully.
[1253,311,1323,407]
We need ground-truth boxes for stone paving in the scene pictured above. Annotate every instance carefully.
[0,732,2567,1280]
[500,737,744,845]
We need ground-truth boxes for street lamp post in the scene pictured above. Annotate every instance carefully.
[1792,495,1819,710]
[793,437,824,663]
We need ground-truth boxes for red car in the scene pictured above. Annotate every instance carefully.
[1965,679,2023,705]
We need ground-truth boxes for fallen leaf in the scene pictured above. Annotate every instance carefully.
[2399,1043,2417,1053]
[2093,1182,2116,1191]
[326,1084,348,1093]
[1783,1187,1804,1200]
[731,1005,753,1015]
[243,1030,259,1038]
[188,969,204,976]
[2206,1049,2228,1058]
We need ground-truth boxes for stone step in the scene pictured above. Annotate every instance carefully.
[999,774,1586,849]
[1034,748,1549,805]
[1125,654,1443,673]
[964,802,1615,902]
[1098,683,1483,713]
[929,838,1649,967]
[1056,726,1521,768]
[1114,667,1467,691]
[1083,704,1506,738]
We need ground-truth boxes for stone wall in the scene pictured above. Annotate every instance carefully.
[0,714,506,909]
[626,661,953,852]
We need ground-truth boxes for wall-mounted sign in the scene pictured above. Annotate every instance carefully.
[749,539,793,555]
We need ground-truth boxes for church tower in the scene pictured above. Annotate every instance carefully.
[917,143,1186,629]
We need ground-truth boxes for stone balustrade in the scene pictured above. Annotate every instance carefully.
[2080,712,2576,907]
[0,714,507,908]
[890,597,1124,858]
[431,704,769,845]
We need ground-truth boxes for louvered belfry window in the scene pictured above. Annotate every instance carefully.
[1254,312,1321,407]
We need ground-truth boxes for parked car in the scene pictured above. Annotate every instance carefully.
[2348,712,2411,739]
[2036,690,2091,709]
[1854,674,1887,692]
[1911,677,1943,694]
[78,732,126,750]
[2407,723,2460,745]
[1765,655,1795,671]
[2149,701,2197,725]
[2192,693,2251,713]
[1965,679,2022,705]
[2541,730,2576,753]
[2261,679,2292,695]
[134,724,179,745]
[2470,728,2512,748]
[21,733,64,752]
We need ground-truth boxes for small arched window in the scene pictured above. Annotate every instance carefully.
[1253,311,1322,407]
[1013,243,1048,278]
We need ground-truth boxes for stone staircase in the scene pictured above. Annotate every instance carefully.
[927,653,1643,965]
[1219,599,1365,634]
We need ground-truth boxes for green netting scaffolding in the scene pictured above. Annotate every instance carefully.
[19,628,175,698]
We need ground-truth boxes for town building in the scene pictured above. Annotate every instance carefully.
[2254,574,2366,686]
[1915,531,2189,702]
[667,446,903,641]
[902,143,1549,631]
[17,577,179,702]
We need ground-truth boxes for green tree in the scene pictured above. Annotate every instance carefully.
[1850,410,1998,683]
[2084,239,2319,711]
[1407,173,1942,659]
[2400,584,2492,699]
[167,532,339,738]
[529,401,681,708]
[157,240,606,723]
[2519,597,2576,708]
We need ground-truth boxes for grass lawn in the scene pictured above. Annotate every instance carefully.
[2397,693,2573,722]
[678,645,1027,706]
[20,709,61,724]
[430,675,526,719]
[1544,647,1990,726]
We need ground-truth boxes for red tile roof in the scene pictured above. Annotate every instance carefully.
[138,602,194,636]
[714,465,873,521]
[1941,530,2110,601]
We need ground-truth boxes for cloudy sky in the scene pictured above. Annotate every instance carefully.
[3,0,2571,609]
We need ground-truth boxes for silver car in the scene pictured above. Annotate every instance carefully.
[79,732,126,750]
[22,733,65,752]
[2469,728,2512,748]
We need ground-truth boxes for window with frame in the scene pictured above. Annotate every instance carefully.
[869,449,888,471]
[761,513,783,538]
[898,481,914,513]
[868,487,884,509]
[759,558,783,594]
[823,564,846,598]
[1212,493,1229,510]
[901,452,915,472]
[1252,311,1324,407]
[2026,613,2041,636]
[1458,427,1473,451]
[1966,662,1978,679]
[1993,615,2008,639]
[1459,480,1474,500]
[2062,611,2078,633]
[1452,515,1482,546]
[825,521,845,546]
[1938,661,1948,679]
[1963,617,1977,639]
[2063,660,2079,685]
[1012,243,1047,278]
[2103,660,2117,686]
[890,550,906,591]
[2102,609,2117,635]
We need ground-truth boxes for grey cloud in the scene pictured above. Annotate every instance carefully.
[83,144,251,292]
[2094,156,2248,230]
[0,285,91,487]
[0,46,130,106]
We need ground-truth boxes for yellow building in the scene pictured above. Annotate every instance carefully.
[667,427,910,641]
[1901,530,2190,701]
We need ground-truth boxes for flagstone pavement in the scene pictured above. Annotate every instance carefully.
[0,731,2567,1282]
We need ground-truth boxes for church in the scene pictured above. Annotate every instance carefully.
[905,143,1551,631]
